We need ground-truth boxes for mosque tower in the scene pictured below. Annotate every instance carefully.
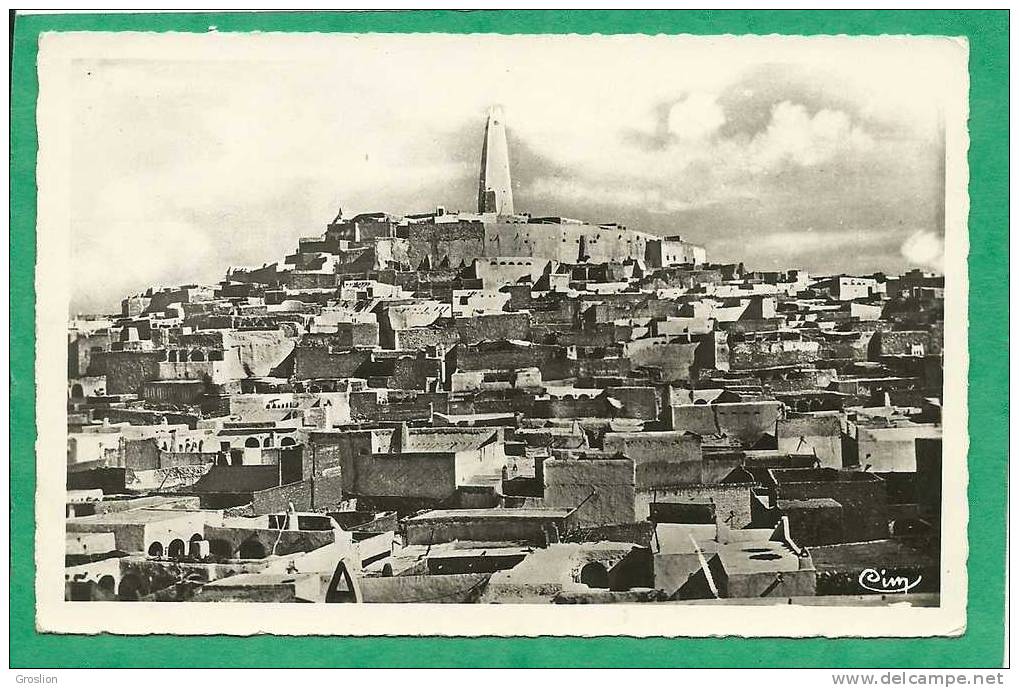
[477,106,514,216]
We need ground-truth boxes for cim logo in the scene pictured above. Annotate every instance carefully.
[858,568,922,594]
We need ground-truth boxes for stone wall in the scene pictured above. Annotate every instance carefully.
[718,562,816,599]
[769,469,888,543]
[405,513,570,547]
[544,458,636,528]
[729,339,820,370]
[778,499,845,546]
[856,425,941,472]
[305,323,379,348]
[406,221,486,269]
[395,326,461,351]
[485,222,654,264]
[359,573,491,603]
[388,355,443,391]
[67,467,127,494]
[453,312,531,345]
[872,330,939,357]
[625,339,699,382]
[671,401,784,444]
[818,332,873,361]
[915,437,942,518]
[89,350,163,394]
[543,356,632,381]
[602,386,661,420]
[405,221,665,271]
[349,391,448,422]
[244,475,343,515]
[346,452,457,500]
[307,431,371,491]
[639,268,723,291]
[69,332,114,378]
[251,480,312,515]
[777,415,843,469]
[453,342,561,374]
[603,432,703,487]
[637,482,753,527]
[294,346,373,380]
[124,438,160,471]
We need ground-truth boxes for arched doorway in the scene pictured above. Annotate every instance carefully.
[147,541,164,558]
[579,562,609,589]
[244,437,260,449]
[238,539,267,560]
[118,574,145,601]
[167,538,186,559]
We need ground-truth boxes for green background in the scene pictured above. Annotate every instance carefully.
[9,10,1008,668]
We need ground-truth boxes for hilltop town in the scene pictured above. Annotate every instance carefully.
[65,108,945,604]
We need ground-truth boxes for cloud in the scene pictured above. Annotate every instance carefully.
[746,101,874,170]
[519,96,880,225]
[528,177,708,215]
[666,93,726,142]
[900,230,945,271]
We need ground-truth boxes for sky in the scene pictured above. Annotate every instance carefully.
[55,33,966,313]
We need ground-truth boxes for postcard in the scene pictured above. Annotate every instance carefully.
[34,29,969,638]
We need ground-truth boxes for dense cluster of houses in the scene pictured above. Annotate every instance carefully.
[64,110,944,605]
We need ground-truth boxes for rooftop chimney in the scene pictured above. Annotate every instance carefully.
[393,421,411,454]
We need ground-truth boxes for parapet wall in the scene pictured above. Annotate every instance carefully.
[405,220,660,268]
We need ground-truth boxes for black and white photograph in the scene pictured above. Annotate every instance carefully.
[36,31,969,636]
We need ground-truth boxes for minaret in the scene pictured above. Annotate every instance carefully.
[477,106,514,216]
